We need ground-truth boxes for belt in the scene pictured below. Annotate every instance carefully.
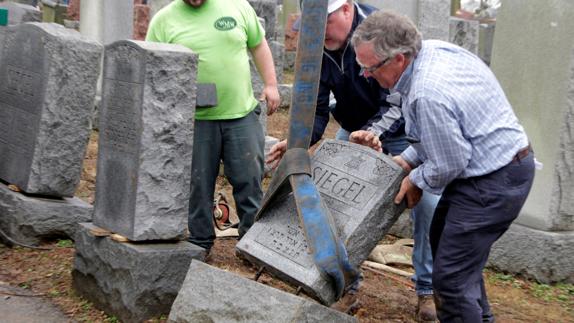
[512,144,531,163]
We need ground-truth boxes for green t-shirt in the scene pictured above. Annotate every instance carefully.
[146,0,264,120]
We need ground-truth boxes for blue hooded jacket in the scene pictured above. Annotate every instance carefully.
[311,2,405,145]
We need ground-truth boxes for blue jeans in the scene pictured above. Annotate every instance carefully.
[336,127,438,295]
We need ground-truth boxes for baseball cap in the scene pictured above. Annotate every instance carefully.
[292,0,348,31]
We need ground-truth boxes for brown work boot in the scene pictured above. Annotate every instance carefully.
[330,292,360,315]
[417,294,437,322]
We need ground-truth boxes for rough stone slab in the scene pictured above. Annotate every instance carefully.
[247,0,276,39]
[237,140,406,304]
[449,16,479,54]
[0,23,102,197]
[0,182,92,245]
[72,222,205,323]
[168,260,357,323]
[269,40,284,83]
[417,0,450,41]
[491,0,574,231]
[196,83,217,108]
[0,2,41,25]
[278,83,292,109]
[488,223,574,284]
[93,40,197,241]
[148,0,173,19]
[284,50,296,71]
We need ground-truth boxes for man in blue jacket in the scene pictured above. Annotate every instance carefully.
[267,0,439,320]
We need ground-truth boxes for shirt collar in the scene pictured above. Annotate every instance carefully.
[393,58,415,97]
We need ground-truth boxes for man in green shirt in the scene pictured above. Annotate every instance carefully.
[147,0,280,254]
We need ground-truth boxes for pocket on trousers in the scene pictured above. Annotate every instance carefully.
[503,156,534,188]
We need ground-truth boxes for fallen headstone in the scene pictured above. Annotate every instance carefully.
[237,139,406,304]
[168,260,357,323]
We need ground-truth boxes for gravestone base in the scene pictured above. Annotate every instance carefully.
[0,182,92,245]
[169,260,357,323]
[488,223,574,284]
[72,223,205,323]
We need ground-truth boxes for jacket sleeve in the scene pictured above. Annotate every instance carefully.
[362,90,405,140]
[311,81,332,146]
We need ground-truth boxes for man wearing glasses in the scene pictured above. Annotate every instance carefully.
[267,0,439,320]
[351,11,535,321]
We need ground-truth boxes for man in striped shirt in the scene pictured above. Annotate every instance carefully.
[350,11,535,322]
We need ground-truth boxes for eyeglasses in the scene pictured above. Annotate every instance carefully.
[359,56,391,76]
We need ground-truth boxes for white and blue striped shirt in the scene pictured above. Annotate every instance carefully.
[395,40,529,195]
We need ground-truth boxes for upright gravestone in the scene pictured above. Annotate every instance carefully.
[0,22,100,244]
[93,40,196,241]
[247,0,276,39]
[449,16,479,54]
[488,0,574,283]
[0,22,101,196]
[79,0,133,45]
[237,140,406,304]
[0,2,41,25]
[359,0,450,41]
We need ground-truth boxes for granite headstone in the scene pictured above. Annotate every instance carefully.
[449,16,479,54]
[0,22,101,196]
[236,140,406,304]
[93,40,196,241]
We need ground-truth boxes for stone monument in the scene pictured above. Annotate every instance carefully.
[488,0,574,283]
[0,22,100,244]
[93,40,196,241]
[237,139,406,304]
[73,40,205,322]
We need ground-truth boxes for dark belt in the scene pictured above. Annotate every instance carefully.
[512,144,532,163]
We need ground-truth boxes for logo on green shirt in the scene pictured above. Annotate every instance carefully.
[214,17,237,31]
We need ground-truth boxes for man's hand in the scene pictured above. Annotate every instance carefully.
[349,130,382,153]
[392,155,412,173]
[266,139,287,170]
[261,85,280,115]
[394,175,422,208]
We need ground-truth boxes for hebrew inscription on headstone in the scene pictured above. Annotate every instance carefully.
[237,140,406,304]
[0,23,101,196]
[93,40,197,241]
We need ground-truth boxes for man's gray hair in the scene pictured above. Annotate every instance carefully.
[351,11,422,60]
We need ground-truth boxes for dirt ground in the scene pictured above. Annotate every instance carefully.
[1,108,573,322]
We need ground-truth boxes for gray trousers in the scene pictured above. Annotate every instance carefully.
[188,108,264,250]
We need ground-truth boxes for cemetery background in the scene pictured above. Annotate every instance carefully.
[1,107,572,322]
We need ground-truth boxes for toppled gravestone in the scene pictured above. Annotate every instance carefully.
[93,40,196,241]
[0,22,101,196]
[73,223,205,323]
[237,140,407,304]
[168,260,357,323]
